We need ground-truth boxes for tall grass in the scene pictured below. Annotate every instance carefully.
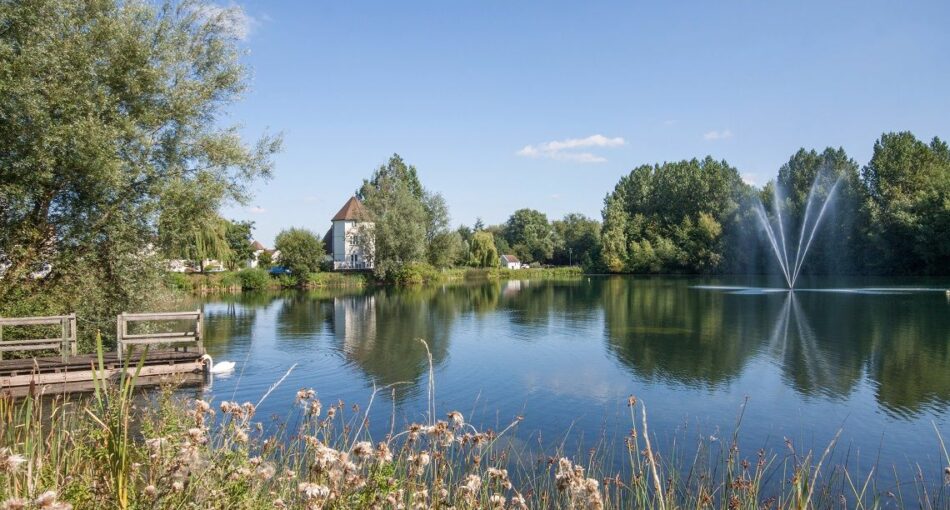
[1,340,948,509]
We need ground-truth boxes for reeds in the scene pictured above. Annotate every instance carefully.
[0,340,948,509]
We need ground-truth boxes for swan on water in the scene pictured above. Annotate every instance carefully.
[200,354,235,374]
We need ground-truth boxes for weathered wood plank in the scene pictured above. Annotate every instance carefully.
[0,316,73,326]
[122,312,201,321]
[122,331,197,340]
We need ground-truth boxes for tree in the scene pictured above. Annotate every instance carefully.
[428,231,464,269]
[0,0,279,345]
[359,170,428,280]
[771,147,867,275]
[600,157,747,273]
[225,220,255,270]
[357,154,455,278]
[257,250,274,269]
[504,209,555,264]
[468,231,499,268]
[601,195,629,272]
[274,228,324,278]
[552,213,601,268]
[862,132,950,274]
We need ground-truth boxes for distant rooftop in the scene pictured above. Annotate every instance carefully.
[332,196,368,221]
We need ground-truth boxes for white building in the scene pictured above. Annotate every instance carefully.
[323,197,374,271]
[500,254,522,269]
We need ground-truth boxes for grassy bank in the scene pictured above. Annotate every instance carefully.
[166,266,584,294]
[165,270,371,294]
[2,342,947,509]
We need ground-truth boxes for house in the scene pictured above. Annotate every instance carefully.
[323,197,374,271]
[248,240,268,268]
[500,254,522,269]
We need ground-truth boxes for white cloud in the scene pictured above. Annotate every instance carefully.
[703,129,733,141]
[194,4,256,41]
[517,134,625,164]
[741,173,757,185]
[663,119,677,126]
[550,193,562,200]
[248,206,266,214]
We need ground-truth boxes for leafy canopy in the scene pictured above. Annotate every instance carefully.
[0,0,279,345]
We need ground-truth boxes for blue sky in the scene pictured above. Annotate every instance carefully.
[219,1,950,245]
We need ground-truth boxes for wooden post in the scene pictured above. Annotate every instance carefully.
[116,313,124,362]
[196,309,204,355]
[69,313,77,356]
[60,316,68,363]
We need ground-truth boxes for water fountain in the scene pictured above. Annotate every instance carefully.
[754,175,842,289]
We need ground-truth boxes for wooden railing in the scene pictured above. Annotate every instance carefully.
[117,310,204,361]
[0,314,78,361]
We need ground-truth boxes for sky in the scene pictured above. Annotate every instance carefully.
[217,0,950,245]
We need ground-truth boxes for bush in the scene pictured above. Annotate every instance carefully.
[276,274,298,288]
[392,262,440,285]
[163,272,192,292]
[305,272,368,288]
[219,271,241,289]
[236,268,271,290]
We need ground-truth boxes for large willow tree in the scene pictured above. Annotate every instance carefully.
[0,0,280,346]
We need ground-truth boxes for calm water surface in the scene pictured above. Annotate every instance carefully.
[191,275,950,483]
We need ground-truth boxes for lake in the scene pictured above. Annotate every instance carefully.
[191,275,950,485]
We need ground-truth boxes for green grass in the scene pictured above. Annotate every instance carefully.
[172,266,583,295]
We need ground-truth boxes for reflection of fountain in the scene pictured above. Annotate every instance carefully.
[754,175,841,288]
[764,292,836,393]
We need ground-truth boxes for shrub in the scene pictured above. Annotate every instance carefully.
[236,268,271,290]
[163,272,192,292]
[392,262,439,285]
[305,272,368,288]
[276,274,298,288]
[219,271,241,289]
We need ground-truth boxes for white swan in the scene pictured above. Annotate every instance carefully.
[200,354,236,374]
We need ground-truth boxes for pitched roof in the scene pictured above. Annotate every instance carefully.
[500,254,520,263]
[332,196,368,221]
[251,240,266,251]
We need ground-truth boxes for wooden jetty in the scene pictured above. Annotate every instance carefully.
[0,311,207,396]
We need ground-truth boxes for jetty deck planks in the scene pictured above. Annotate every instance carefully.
[0,350,206,397]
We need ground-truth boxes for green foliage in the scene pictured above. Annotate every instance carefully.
[602,157,750,274]
[358,154,440,280]
[236,268,271,290]
[225,220,255,270]
[276,273,297,288]
[504,209,555,263]
[862,132,950,274]
[305,271,369,288]
[552,213,602,269]
[392,262,441,285]
[274,228,324,280]
[257,250,274,268]
[428,231,464,269]
[0,0,279,345]
[468,231,499,268]
[163,272,193,292]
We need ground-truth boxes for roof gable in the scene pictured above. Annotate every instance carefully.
[500,254,520,263]
[332,196,368,221]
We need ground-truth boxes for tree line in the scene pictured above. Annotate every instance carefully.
[601,132,949,276]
